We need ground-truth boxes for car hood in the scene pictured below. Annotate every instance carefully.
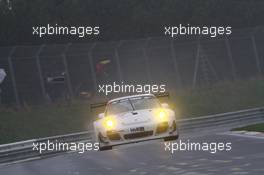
[116,109,155,125]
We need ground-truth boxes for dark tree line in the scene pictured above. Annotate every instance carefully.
[0,0,264,46]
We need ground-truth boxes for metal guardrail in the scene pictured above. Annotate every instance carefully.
[178,107,264,130]
[0,107,264,164]
[0,131,93,164]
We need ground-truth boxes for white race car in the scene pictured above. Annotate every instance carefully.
[93,94,179,151]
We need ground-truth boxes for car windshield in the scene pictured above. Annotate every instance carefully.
[131,97,160,110]
[106,96,160,115]
[106,99,133,116]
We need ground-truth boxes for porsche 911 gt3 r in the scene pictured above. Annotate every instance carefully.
[93,94,179,151]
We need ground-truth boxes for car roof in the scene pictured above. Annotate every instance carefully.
[108,94,155,104]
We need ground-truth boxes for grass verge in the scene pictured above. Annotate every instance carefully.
[231,123,264,132]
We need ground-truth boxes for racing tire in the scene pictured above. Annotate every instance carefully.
[99,145,112,151]
[163,135,179,141]
[98,134,112,151]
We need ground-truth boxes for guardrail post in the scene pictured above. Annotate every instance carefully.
[115,41,124,82]
[192,39,200,88]
[170,38,182,88]
[7,47,20,106]
[251,34,262,76]
[225,37,237,81]
[88,43,98,92]
[35,44,46,102]
[143,38,152,83]
[62,43,73,98]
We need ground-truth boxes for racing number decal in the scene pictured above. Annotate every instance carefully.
[130,127,144,132]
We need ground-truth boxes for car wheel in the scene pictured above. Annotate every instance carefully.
[99,145,112,151]
[98,134,112,151]
[164,135,179,141]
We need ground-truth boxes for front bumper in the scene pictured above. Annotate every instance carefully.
[98,120,178,147]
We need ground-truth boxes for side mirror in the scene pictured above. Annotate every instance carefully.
[161,103,169,108]
[98,113,105,119]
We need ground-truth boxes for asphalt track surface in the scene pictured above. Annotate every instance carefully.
[0,128,263,175]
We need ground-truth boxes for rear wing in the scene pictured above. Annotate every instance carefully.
[90,92,170,117]
[155,92,170,103]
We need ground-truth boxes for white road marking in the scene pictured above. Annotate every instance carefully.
[219,131,264,139]
[0,156,41,167]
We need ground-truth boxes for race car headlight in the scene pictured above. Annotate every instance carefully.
[103,116,116,130]
[106,120,114,127]
[156,109,168,122]
[159,111,166,119]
